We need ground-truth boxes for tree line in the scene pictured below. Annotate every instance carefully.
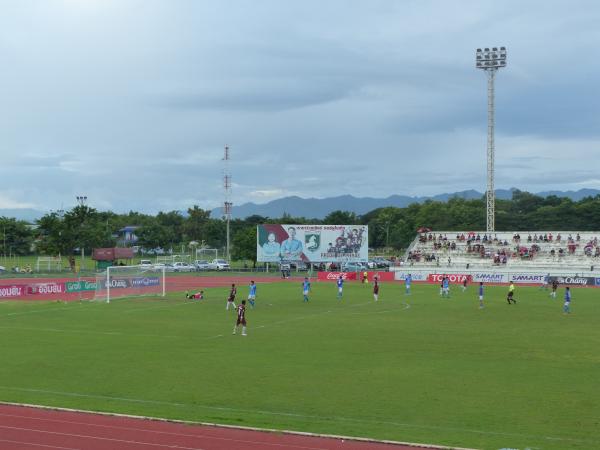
[2,190,600,260]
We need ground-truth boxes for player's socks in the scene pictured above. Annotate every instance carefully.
[242,326,247,336]
[233,326,236,334]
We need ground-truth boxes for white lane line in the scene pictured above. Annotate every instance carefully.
[0,386,594,445]
[0,425,208,450]
[0,438,80,450]
[0,412,328,450]
[0,402,474,450]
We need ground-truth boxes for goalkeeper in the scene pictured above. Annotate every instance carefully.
[185,290,204,300]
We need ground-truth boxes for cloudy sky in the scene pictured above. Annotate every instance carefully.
[1,0,599,213]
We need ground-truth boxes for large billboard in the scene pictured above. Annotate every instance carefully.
[256,224,368,263]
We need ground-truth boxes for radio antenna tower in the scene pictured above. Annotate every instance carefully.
[476,46,507,233]
[223,145,232,260]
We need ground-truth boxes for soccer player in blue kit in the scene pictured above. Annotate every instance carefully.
[336,275,344,300]
[405,274,412,295]
[248,280,257,308]
[302,277,311,302]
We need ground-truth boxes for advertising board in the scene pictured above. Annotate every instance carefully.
[427,274,472,283]
[393,272,428,281]
[0,285,26,298]
[548,276,595,286]
[472,273,507,283]
[257,224,368,263]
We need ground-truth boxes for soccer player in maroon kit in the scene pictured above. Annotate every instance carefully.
[226,283,237,310]
[233,300,247,336]
[373,276,379,301]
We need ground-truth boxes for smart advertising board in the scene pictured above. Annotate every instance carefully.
[257,224,368,263]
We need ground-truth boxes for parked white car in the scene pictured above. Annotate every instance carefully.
[139,260,153,270]
[209,259,230,270]
[194,260,211,271]
[171,262,196,272]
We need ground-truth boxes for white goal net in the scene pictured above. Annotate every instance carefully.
[93,265,166,303]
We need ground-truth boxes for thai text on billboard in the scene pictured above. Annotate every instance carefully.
[257,224,368,263]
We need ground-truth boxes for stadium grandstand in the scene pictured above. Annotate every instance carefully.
[403,231,600,273]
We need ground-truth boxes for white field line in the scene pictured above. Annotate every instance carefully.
[0,325,183,339]
[0,390,594,446]
[0,401,474,450]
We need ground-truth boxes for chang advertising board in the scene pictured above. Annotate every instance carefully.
[257,224,368,263]
[549,276,594,286]
[131,277,160,287]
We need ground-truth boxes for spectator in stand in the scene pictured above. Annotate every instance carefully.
[527,234,532,242]
[556,233,562,242]
[577,233,581,241]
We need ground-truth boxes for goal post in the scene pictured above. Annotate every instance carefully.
[93,264,166,303]
[195,248,218,260]
[36,256,63,272]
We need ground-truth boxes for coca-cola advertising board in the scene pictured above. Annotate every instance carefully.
[317,271,394,282]
[318,272,358,281]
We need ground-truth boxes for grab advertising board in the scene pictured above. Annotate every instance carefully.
[257,224,368,263]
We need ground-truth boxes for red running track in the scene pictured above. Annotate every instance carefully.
[0,404,451,450]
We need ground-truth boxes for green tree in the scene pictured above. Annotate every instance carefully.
[0,217,34,256]
[323,210,358,225]
[231,227,257,266]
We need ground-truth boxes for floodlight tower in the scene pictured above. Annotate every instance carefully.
[476,46,507,233]
[223,146,232,261]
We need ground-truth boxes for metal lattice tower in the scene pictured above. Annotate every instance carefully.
[222,145,232,260]
[476,46,507,233]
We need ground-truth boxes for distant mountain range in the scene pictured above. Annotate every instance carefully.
[2,188,600,221]
[210,188,600,219]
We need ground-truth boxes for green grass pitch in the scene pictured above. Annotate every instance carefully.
[0,281,599,450]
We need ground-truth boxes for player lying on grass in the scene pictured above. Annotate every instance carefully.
[185,290,204,300]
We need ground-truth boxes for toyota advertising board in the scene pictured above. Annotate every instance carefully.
[427,274,472,283]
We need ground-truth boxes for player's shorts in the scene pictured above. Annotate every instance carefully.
[338,288,343,293]
[236,318,246,326]
[479,295,483,300]
[248,295,256,300]
[507,292,514,298]
[228,297,235,302]
[443,287,449,293]
[303,290,309,296]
